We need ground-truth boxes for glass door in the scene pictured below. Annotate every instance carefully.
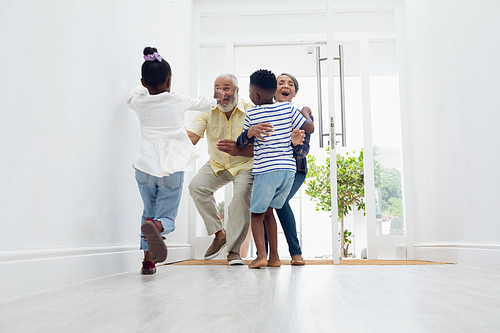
[232,43,341,261]
[368,40,407,259]
[193,2,407,261]
[197,38,405,261]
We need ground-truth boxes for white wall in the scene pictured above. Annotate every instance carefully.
[0,0,195,302]
[400,0,500,267]
[3,0,498,303]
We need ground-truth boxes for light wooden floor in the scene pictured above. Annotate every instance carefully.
[1,263,500,332]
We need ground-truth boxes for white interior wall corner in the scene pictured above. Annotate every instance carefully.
[3,0,500,304]
[0,1,196,302]
[401,0,500,266]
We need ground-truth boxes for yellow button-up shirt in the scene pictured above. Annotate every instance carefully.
[187,96,254,176]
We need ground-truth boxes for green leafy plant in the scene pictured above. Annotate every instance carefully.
[217,201,225,224]
[339,229,352,257]
[216,201,225,212]
[379,168,403,217]
[305,148,365,258]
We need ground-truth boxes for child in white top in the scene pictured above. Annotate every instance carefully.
[127,47,222,274]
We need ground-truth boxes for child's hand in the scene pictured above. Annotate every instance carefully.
[301,106,312,117]
[214,88,224,104]
[291,129,305,146]
[248,122,274,140]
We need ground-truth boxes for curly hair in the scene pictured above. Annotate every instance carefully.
[249,69,277,91]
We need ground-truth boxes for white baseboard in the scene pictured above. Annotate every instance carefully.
[0,244,191,303]
[413,243,500,270]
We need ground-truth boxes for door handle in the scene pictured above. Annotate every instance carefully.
[316,45,346,148]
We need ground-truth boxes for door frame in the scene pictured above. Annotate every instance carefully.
[191,6,410,262]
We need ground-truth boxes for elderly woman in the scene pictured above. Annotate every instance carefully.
[266,73,312,265]
[217,73,312,266]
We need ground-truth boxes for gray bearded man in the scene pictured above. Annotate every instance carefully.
[187,74,254,265]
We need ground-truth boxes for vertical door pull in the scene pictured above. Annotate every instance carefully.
[316,45,346,148]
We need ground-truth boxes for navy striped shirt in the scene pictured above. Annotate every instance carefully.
[241,102,306,175]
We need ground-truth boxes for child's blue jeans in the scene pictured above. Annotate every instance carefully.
[135,168,184,251]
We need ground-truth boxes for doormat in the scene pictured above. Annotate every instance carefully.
[169,259,449,266]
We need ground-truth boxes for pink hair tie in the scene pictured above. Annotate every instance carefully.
[144,52,163,62]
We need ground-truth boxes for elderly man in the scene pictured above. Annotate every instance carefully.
[187,73,254,265]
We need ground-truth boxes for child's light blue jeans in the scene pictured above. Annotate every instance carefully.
[135,168,184,251]
[250,170,295,214]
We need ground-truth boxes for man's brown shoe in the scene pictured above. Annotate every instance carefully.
[204,237,226,260]
[227,251,244,265]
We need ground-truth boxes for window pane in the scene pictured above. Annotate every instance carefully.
[370,41,404,236]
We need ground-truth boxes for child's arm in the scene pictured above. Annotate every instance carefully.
[235,122,274,148]
[236,123,274,148]
[236,129,253,148]
[181,89,223,112]
[247,123,274,140]
[181,96,216,112]
[291,114,313,161]
[299,106,315,134]
[126,86,148,109]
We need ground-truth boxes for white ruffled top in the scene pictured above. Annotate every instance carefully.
[127,86,216,177]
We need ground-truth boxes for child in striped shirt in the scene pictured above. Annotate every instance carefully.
[236,69,314,268]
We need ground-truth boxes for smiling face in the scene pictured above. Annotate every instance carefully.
[275,74,297,103]
[214,76,239,112]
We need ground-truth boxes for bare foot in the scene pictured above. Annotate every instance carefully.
[267,256,281,267]
[249,256,267,269]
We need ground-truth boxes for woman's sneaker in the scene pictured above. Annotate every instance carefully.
[141,260,156,274]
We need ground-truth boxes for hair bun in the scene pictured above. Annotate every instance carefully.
[143,46,158,56]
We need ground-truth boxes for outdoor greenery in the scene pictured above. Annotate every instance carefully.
[305,148,366,219]
[339,229,353,257]
[305,148,366,257]
[379,168,403,217]
[373,146,404,218]
[305,147,403,255]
